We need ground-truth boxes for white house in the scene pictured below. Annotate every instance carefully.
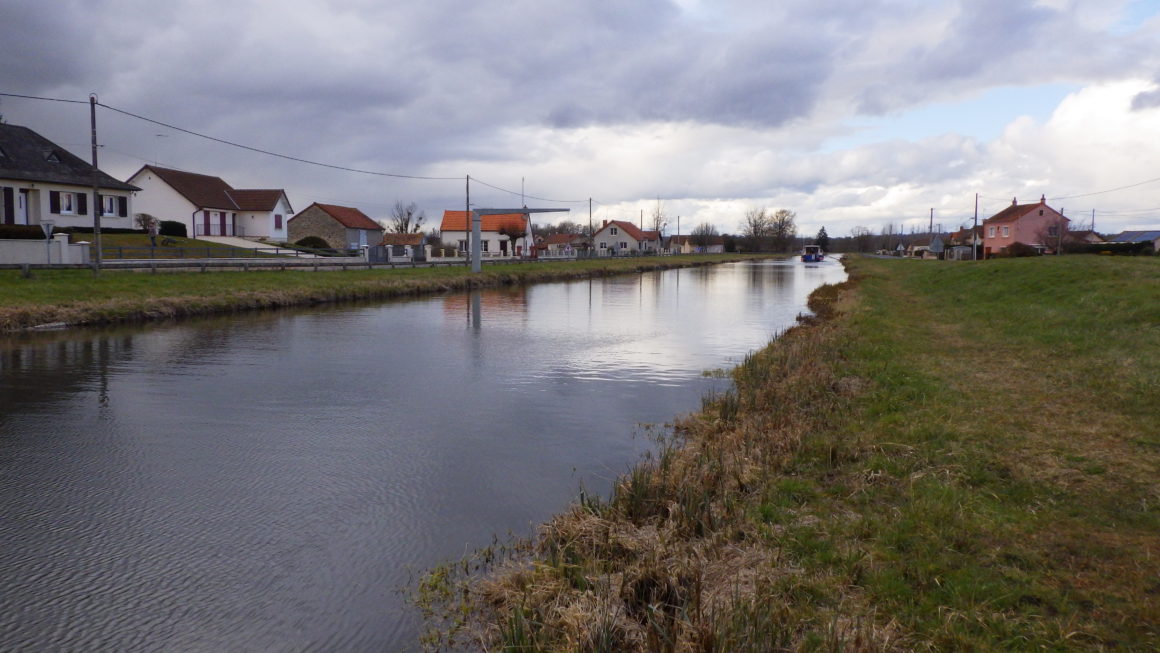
[0,124,138,230]
[591,220,662,255]
[669,234,725,254]
[126,165,293,240]
[439,210,534,257]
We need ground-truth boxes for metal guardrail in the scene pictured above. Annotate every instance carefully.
[98,246,358,260]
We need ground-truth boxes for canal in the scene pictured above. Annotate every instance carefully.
[0,258,846,650]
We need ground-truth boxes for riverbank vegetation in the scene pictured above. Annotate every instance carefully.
[416,255,1159,651]
[0,254,761,332]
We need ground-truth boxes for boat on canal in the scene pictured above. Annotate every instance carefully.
[801,244,825,262]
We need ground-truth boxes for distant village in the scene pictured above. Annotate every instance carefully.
[2,122,1157,265]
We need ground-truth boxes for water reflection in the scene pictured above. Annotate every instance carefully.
[0,259,845,651]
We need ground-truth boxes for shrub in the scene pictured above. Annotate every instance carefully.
[1002,241,1040,258]
[159,220,187,238]
[295,236,331,249]
[0,224,48,240]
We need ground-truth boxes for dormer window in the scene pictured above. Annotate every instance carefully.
[45,151,61,163]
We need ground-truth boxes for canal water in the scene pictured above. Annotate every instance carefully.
[0,259,845,651]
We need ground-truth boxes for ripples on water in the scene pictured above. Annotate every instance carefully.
[0,259,846,651]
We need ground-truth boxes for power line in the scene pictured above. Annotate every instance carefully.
[0,92,88,105]
[469,176,588,204]
[1049,175,1160,201]
[96,101,462,181]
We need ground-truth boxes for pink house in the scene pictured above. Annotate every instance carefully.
[983,195,1070,257]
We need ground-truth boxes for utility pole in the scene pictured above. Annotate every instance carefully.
[973,193,979,261]
[1091,208,1096,233]
[588,198,592,237]
[929,207,933,234]
[465,174,471,268]
[90,94,102,272]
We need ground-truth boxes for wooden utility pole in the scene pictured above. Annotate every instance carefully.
[89,94,102,272]
[973,193,979,261]
[465,175,471,268]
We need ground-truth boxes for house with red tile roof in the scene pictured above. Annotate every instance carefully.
[536,232,590,257]
[439,210,533,258]
[983,195,1070,257]
[126,165,293,240]
[287,202,384,249]
[592,220,662,255]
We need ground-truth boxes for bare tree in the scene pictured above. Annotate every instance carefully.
[389,201,426,234]
[497,222,528,256]
[691,222,719,247]
[649,198,666,233]
[851,226,873,252]
[742,207,770,250]
[769,209,797,252]
[536,220,584,236]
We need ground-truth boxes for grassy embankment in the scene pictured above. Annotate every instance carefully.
[0,254,761,331]
[416,255,1159,651]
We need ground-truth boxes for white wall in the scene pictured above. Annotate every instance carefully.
[0,234,91,264]
[127,171,201,234]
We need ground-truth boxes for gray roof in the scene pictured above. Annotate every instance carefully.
[0,124,138,191]
[1106,230,1160,243]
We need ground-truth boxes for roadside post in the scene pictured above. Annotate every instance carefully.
[41,220,55,265]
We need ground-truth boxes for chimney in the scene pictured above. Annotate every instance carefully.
[1040,194,1046,204]
[603,220,608,228]
[1011,197,1017,206]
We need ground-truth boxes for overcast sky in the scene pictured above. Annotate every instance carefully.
[3,0,1159,237]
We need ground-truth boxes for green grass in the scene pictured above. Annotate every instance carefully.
[419,254,1160,651]
[0,254,766,330]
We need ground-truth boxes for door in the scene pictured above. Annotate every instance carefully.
[16,189,29,225]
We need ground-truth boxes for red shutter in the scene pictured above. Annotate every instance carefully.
[50,191,60,214]
[118,196,128,217]
[77,193,88,216]
[275,214,282,229]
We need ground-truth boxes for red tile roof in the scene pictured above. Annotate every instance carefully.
[311,203,383,230]
[596,219,660,242]
[380,233,424,246]
[541,233,584,245]
[440,210,528,233]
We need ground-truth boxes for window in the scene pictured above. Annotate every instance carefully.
[610,227,618,235]
[481,240,489,252]
[619,241,627,249]
[1047,225,1058,237]
[988,226,995,238]
[458,239,468,251]
[599,242,607,249]
[102,195,117,217]
[1002,226,1009,237]
[60,192,76,214]
[274,214,283,229]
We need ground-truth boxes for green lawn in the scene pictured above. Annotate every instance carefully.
[420,255,1160,651]
[0,254,764,331]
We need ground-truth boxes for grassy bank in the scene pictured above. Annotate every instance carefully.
[417,255,1159,651]
[0,255,760,332]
